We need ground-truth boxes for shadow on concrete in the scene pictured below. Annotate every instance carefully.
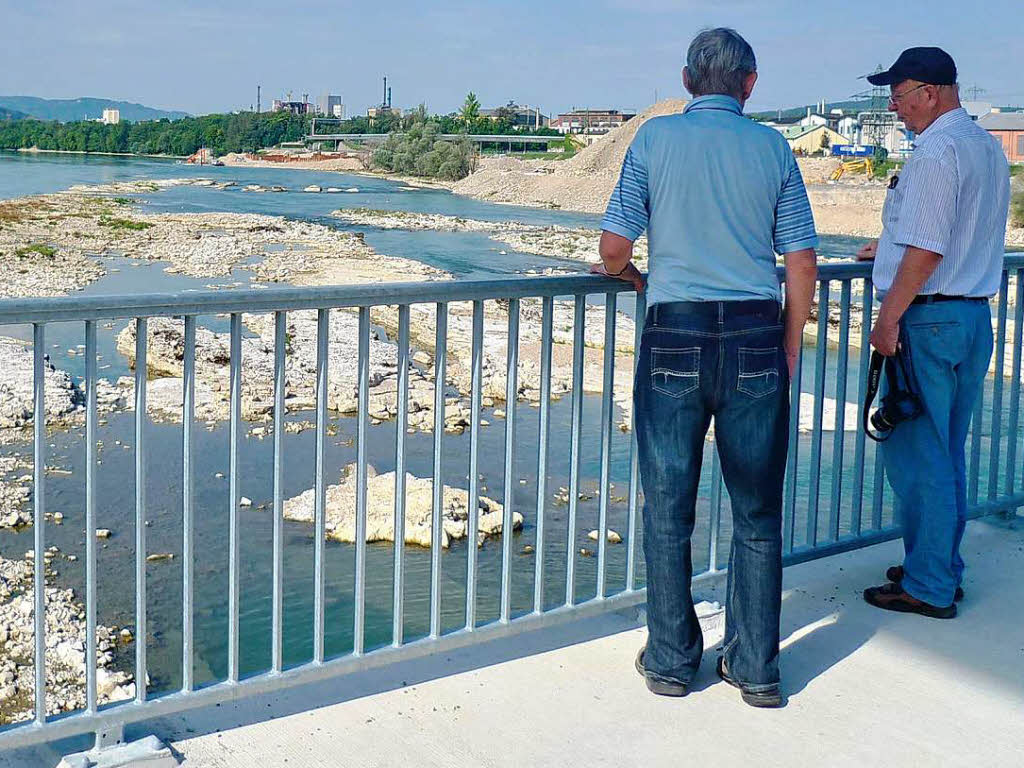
[134,603,647,749]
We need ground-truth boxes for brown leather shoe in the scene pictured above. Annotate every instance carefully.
[886,565,964,602]
[864,581,956,618]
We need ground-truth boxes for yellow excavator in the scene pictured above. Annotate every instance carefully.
[830,158,874,180]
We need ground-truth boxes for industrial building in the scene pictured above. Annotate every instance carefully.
[777,124,848,154]
[319,93,345,118]
[479,104,548,129]
[272,99,315,115]
[979,112,1024,163]
[549,109,636,135]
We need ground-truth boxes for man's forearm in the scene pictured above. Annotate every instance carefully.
[878,246,943,326]
[783,249,817,357]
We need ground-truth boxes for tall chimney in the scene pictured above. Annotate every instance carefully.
[383,76,388,107]
[387,87,392,108]
[257,84,261,113]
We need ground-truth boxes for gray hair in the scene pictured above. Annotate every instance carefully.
[685,28,757,100]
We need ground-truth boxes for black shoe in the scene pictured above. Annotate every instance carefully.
[886,565,964,602]
[635,647,688,697]
[864,581,957,618]
[716,657,782,708]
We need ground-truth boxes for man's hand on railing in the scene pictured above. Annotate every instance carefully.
[856,240,878,261]
[590,261,646,294]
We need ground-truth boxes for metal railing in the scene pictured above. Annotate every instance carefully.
[1,257,1022,750]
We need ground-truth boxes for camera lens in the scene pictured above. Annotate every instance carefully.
[870,410,894,432]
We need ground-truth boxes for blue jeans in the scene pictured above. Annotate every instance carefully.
[635,300,789,689]
[881,299,993,607]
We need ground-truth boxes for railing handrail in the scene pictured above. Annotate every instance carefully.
[2,255,1020,325]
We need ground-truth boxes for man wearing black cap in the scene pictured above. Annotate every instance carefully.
[856,47,1010,618]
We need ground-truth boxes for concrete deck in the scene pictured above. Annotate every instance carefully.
[7,516,1023,767]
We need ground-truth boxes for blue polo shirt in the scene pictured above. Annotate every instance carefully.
[602,94,818,306]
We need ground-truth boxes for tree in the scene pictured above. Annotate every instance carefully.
[494,100,518,125]
[460,92,481,124]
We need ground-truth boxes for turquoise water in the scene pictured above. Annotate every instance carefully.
[1,151,1017,700]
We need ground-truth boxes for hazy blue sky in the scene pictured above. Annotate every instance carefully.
[2,0,1021,116]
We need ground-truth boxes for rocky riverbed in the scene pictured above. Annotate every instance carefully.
[0,183,392,297]
[332,208,650,267]
[0,552,135,725]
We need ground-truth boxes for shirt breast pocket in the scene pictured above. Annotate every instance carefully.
[882,185,904,229]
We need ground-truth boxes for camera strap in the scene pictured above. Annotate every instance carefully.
[863,350,891,442]
[863,343,923,442]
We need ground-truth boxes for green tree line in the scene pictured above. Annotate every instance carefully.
[0,99,558,158]
[0,111,314,156]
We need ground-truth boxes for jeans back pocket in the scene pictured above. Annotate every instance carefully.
[737,347,779,399]
[651,347,700,398]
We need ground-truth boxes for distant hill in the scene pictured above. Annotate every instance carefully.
[0,96,190,123]
[750,99,885,121]
[0,106,29,121]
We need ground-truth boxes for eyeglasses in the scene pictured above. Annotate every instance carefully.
[888,84,929,105]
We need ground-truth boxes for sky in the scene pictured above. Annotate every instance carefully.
[1,0,1022,117]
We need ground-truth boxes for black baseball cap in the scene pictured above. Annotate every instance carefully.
[867,47,957,86]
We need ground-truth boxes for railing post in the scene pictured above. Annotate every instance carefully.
[626,292,645,592]
[32,323,46,726]
[228,314,241,683]
[354,308,370,655]
[314,309,329,663]
[430,303,448,638]
[182,315,196,692]
[500,299,520,622]
[565,295,586,607]
[85,320,98,714]
[465,300,484,631]
[533,297,554,612]
[596,293,616,598]
[393,305,410,646]
[272,311,286,673]
[828,281,851,541]
[135,317,149,702]
[807,281,830,546]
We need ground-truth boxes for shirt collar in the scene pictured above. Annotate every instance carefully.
[683,94,743,116]
[917,106,969,141]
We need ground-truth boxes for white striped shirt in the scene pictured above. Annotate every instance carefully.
[873,107,1010,298]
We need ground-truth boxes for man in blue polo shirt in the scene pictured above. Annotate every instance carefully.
[594,27,818,707]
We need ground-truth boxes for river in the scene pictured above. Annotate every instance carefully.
[1,151,1012,700]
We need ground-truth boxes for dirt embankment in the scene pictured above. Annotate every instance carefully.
[219,151,366,172]
[449,103,1024,246]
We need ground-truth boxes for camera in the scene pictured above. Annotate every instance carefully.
[863,348,923,442]
[870,381,922,432]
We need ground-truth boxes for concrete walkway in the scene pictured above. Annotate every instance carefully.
[7,516,1023,767]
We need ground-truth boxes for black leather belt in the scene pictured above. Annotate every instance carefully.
[911,294,988,305]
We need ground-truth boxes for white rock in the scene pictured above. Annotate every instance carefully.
[587,529,622,543]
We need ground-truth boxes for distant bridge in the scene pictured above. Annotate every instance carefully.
[305,133,561,151]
